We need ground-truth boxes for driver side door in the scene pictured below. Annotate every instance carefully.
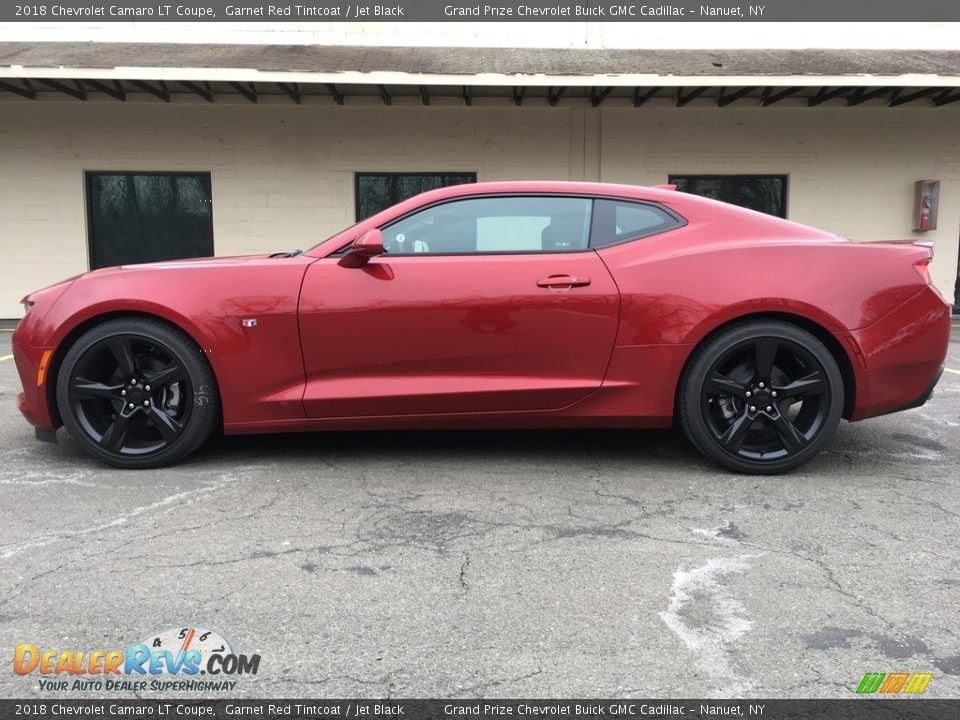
[297,195,620,418]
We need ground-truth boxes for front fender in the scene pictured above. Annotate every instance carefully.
[28,258,313,427]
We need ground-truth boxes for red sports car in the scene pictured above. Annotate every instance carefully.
[11,181,950,473]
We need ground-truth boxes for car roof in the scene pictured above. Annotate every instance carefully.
[306,180,837,257]
[409,180,675,203]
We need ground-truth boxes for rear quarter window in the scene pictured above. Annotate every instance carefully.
[590,199,684,248]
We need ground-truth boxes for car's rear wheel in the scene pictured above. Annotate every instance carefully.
[679,321,843,474]
[56,318,219,469]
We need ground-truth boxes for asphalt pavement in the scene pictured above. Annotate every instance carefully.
[1,322,958,699]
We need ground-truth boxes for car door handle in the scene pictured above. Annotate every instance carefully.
[537,275,591,289]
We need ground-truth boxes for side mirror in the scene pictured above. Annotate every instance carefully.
[338,229,385,268]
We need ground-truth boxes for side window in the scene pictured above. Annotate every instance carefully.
[381,196,592,255]
[590,199,683,248]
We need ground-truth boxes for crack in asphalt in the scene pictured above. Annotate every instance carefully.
[459,552,471,595]
[449,668,545,698]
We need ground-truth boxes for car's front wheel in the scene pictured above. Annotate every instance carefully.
[56,317,219,469]
[679,321,844,474]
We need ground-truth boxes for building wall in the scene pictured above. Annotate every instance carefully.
[0,98,957,317]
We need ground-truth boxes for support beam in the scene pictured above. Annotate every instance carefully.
[462,85,472,107]
[808,86,849,107]
[37,79,86,100]
[717,86,752,107]
[633,87,658,107]
[0,79,36,99]
[377,84,392,106]
[82,79,126,101]
[181,80,213,103]
[935,89,960,106]
[277,82,300,104]
[676,86,707,108]
[548,86,565,106]
[326,83,344,105]
[513,86,525,107]
[590,86,613,107]
[847,86,893,106]
[229,81,258,104]
[130,80,170,102]
[419,85,430,106]
[761,86,801,106]
[887,88,938,106]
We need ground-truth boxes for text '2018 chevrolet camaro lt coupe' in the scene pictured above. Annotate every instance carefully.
[11,182,951,473]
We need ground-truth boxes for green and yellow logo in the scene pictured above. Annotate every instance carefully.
[856,672,932,694]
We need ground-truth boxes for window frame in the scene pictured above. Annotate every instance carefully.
[354,171,478,222]
[335,193,687,257]
[343,194,596,258]
[84,170,214,271]
[589,198,687,249]
[668,173,788,218]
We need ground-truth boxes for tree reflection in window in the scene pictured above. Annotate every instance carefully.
[669,175,787,218]
[86,172,213,269]
[355,172,476,221]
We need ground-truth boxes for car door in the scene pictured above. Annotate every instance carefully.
[297,195,620,418]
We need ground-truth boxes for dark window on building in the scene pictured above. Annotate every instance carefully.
[355,172,476,221]
[86,172,213,270]
[381,196,592,254]
[590,199,685,248]
[669,175,787,218]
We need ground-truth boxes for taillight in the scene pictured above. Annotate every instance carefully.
[914,258,932,284]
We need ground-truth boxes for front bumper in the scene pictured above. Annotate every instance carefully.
[848,285,951,421]
[12,329,57,432]
[12,278,78,434]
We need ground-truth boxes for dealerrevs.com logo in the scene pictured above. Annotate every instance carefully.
[14,626,260,692]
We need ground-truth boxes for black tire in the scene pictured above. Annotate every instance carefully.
[56,317,219,469]
[679,320,843,475]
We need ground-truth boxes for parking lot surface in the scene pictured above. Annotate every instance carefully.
[1,323,959,699]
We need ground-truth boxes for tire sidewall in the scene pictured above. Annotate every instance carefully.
[56,318,218,469]
[680,321,844,475]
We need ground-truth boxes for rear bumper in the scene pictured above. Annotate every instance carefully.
[888,364,945,415]
[848,285,951,421]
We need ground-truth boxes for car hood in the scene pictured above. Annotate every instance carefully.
[99,255,267,273]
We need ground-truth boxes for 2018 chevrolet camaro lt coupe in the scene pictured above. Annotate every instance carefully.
[12,182,951,473]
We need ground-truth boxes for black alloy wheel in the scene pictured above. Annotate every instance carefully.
[57,318,219,468]
[679,321,844,474]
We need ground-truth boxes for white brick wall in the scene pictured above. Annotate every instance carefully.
[0,98,957,316]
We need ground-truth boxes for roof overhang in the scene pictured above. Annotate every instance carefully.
[2,43,959,106]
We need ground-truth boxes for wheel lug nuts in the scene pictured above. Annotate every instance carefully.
[771,391,778,398]
[766,405,773,412]
[745,391,752,398]
[758,382,765,389]
[127,402,135,409]
[131,379,137,385]
[121,390,126,396]
[143,400,150,407]
[749,405,757,412]
[145,385,151,392]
